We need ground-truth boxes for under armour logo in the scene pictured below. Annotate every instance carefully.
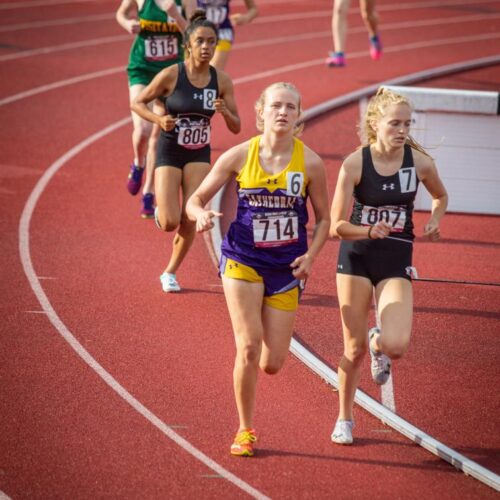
[267,179,278,184]
[193,93,203,100]
[382,183,395,190]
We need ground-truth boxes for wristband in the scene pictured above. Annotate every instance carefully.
[367,226,373,239]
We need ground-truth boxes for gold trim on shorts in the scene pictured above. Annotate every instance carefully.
[222,258,299,312]
[216,39,232,52]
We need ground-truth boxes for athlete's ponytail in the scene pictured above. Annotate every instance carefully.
[184,9,218,47]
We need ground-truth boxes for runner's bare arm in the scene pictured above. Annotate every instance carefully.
[131,66,178,130]
[415,151,448,241]
[230,0,259,25]
[214,71,241,134]
[159,0,188,32]
[116,0,140,34]
[186,143,249,229]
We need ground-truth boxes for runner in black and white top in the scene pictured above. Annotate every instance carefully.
[329,86,448,445]
[131,10,240,292]
[156,61,218,167]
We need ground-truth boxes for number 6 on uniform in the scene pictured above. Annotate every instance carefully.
[287,172,304,196]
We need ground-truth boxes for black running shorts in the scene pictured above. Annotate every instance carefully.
[337,237,413,286]
[155,132,211,169]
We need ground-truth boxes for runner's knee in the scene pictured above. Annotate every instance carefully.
[237,342,261,367]
[381,342,408,360]
[156,211,180,232]
[343,336,368,362]
[134,120,153,139]
[260,356,285,375]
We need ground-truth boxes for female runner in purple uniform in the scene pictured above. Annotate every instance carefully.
[187,82,330,456]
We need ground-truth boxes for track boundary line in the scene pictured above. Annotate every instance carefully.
[210,56,500,492]
[1,15,499,63]
[2,8,497,34]
[251,0,500,24]
[18,118,270,500]
[2,34,499,108]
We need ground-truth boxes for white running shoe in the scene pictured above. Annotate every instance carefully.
[331,419,354,445]
[369,327,391,385]
[160,272,181,293]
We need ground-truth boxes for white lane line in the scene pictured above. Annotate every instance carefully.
[231,32,500,86]
[209,57,500,493]
[236,13,500,51]
[0,34,129,62]
[3,2,498,32]
[0,0,292,9]
[251,0,500,23]
[18,117,269,500]
[2,30,499,108]
[0,13,114,33]
[2,12,498,62]
[0,67,124,107]
[0,0,111,9]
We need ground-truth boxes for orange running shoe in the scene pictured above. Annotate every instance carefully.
[230,429,257,457]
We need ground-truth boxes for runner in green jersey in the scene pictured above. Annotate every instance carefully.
[116,0,195,217]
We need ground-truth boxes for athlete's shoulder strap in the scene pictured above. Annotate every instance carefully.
[236,136,260,183]
[402,143,414,168]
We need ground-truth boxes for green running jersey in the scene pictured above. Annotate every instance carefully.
[128,0,184,74]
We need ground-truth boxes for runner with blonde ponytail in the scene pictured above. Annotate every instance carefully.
[329,86,448,445]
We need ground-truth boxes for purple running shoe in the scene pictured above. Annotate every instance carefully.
[141,193,155,219]
[127,164,144,195]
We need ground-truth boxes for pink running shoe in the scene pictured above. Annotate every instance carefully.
[325,52,346,67]
[369,37,383,60]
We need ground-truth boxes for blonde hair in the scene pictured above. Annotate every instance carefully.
[361,87,431,157]
[254,82,304,136]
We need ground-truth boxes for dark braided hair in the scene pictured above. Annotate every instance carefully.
[184,9,218,46]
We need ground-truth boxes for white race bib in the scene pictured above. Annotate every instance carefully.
[177,124,210,149]
[205,6,227,25]
[398,167,417,193]
[144,36,178,61]
[252,211,299,247]
[217,28,233,41]
[286,171,304,197]
[360,205,406,232]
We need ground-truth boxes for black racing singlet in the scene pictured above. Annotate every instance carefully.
[162,63,219,150]
[350,144,420,240]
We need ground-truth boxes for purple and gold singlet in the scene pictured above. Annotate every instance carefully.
[221,135,309,270]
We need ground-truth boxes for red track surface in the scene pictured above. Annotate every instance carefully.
[1,1,499,498]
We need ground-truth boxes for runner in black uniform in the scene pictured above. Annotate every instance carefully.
[329,87,448,444]
[156,61,218,168]
[337,143,417,285]
[131,10,241,292]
